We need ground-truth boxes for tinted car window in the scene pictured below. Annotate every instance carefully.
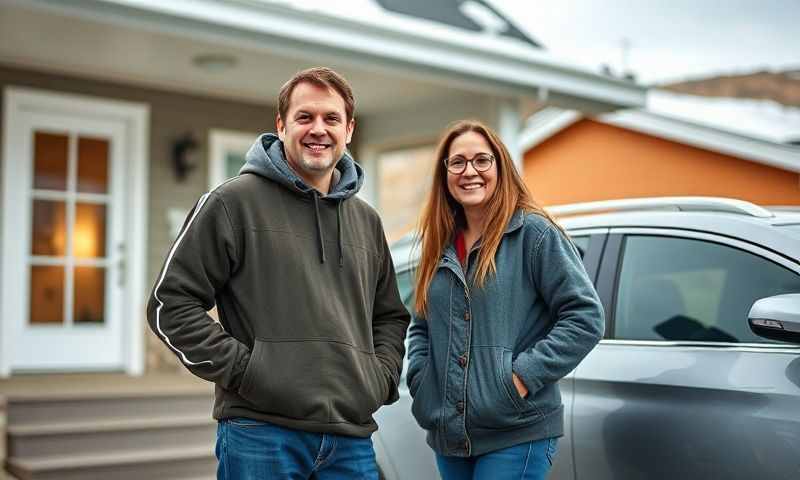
[614,235,800,343]
[571,235,590,259]
[396,268,415,313]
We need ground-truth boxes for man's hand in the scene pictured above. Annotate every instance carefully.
[512,372,528,398]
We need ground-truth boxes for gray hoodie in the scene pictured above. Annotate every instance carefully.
[147,133,410,437]
[241,133,363,265]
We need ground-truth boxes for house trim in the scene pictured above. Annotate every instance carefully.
[520,107,800,174]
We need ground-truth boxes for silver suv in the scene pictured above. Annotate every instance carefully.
[375,197,800,480]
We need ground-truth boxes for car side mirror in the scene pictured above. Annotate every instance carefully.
[748,294,800,344]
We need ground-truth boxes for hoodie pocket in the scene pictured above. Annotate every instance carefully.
[410,361,439,430]
[499,348,527,412]
[466,347,525,430]
[237,338,384,425]
[501,348,544,418]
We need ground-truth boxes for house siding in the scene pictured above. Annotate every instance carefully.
[0,65,279,372]
[523,119,800,206]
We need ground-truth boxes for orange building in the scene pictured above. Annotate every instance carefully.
[521,107,800,207]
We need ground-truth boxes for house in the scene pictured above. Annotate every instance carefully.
[662,68,800,108]
[0,0,643,378]
[520,91,800,207]
[0,1,644,476]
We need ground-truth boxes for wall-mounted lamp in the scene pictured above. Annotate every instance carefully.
[172,132,199,182]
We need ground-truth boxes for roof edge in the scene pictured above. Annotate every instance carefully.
[520,107,800,173]
[15,0,645,110]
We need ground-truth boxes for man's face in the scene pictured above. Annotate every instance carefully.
[277,82,354,180]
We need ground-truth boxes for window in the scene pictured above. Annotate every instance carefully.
[614,235,800,343]
[395,268,415,313]
[378,144,436,243]
[571,235,590,259]
[208,129,257,189]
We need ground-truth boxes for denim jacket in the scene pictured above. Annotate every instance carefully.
[406,210,604,457]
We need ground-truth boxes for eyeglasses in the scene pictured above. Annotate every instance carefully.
[443,153,495,175]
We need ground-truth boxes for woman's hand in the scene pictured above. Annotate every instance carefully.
[512,373,529,398]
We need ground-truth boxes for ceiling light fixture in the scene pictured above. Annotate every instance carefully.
[192,53,238,72]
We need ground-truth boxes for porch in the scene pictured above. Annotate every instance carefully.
[1,373,214,479]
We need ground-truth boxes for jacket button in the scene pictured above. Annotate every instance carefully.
[464,311,470,321]
[458,355,467,368]
[456,401,464,414]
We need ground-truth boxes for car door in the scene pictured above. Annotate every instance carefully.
[375,230,606,480]
[547,229,606,480]
[373,263,438,480]
[572,228,800,480]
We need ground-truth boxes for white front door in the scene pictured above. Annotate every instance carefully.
[2,88,149,374]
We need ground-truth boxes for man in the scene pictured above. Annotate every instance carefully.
[147,67,410,479]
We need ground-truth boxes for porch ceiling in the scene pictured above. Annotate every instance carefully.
[0,1,478,114]
[1,0,646,114]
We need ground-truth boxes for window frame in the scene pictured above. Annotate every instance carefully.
[599,227,800,351]
[207,129,257,190]
[566,228,608,285]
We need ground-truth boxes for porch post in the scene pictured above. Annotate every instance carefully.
[496,98,523,172]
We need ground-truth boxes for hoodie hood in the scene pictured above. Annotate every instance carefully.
[239,133,363,265]
[239,133,363,200]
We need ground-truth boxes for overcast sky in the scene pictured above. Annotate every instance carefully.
[491,0,800,84]
[275,0,799,85]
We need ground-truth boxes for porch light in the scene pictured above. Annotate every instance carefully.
[171,133,199,182]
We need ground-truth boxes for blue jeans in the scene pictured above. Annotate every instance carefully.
[216,418,379,479]
[435,438,558,480]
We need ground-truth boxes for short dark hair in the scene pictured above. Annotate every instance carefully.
[277,67,355,122]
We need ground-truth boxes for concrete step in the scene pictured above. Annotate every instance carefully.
[2,376,217,479]
[8,414,215,459]
[7,392,213,428]
[6,445,216,480]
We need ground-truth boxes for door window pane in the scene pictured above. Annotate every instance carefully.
[32,200,67,256]
[74,203,106,258]
[615,236,800,343]
[77,137,109,193]
[74,267,105,324]
[30,266,64,324]
[33,132,68,190]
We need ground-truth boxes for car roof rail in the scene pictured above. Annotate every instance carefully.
[546,196,774,218]
[769,206,800,212]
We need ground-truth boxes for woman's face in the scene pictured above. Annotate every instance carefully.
[445,131,498,213]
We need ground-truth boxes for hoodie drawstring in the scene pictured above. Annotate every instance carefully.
[312,192,344,267]
[337,201,344,267]
[313,192,326,264]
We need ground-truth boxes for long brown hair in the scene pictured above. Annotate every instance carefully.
[413,120,563,316]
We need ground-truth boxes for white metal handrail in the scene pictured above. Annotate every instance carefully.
[546,197,774,218]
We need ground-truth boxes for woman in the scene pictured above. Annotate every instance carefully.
[406,120,604,480]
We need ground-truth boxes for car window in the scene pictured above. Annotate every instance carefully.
[395,268,415,387]
[396,268,415,313]
[614,235,800,344]
[571,235,590,259]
